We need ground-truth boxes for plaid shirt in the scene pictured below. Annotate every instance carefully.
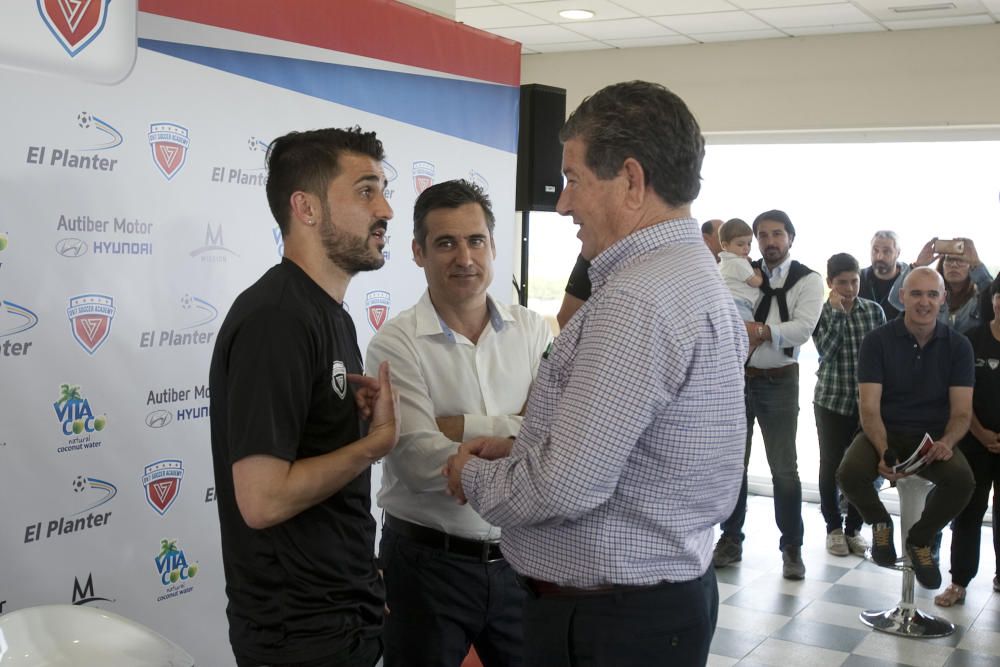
[812,297,886,415]
[462,219,747,586]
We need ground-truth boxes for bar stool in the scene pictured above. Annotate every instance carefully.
[860,476,955,638]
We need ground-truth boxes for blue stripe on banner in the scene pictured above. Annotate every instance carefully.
[139,38,519,153]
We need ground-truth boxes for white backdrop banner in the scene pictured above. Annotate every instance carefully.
[0,1,520,665]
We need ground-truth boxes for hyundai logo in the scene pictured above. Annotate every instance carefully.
[145,410,172,429]
[56,238,88,258]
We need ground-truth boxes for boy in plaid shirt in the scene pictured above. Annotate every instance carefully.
[813,253,886,556]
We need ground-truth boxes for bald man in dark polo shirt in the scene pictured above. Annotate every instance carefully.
[837,267,975,590]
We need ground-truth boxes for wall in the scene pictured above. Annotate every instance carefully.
[522,24,1000,139]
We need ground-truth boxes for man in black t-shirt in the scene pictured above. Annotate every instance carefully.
[860,230,905,320]
[209,127,400,667]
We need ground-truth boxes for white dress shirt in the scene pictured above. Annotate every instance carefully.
[749,255,824,369]
[366,290,552,540]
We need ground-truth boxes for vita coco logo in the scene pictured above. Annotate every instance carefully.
[138,294,217,349]
[209,135,268,187]
[154,539,198,602]
[53,383,108,453]
[26,111,122,173]
[24,475,116,544]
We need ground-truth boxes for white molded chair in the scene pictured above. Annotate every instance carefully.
[0,604,195,666]
[860,476,955,638]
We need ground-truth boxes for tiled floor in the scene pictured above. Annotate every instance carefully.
[709,495,1000,666]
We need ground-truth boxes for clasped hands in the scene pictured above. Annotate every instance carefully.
[442,436,514,505]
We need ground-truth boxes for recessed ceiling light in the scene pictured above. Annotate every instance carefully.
[889,2,956,12]
[559,9,595,20]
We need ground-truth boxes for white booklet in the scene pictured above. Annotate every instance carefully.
[892,433,934,475]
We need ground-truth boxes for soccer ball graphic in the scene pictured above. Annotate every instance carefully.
[78,111,92,129]
[72,475,87,493]
[248,136,259,151]
[181,294,192,310]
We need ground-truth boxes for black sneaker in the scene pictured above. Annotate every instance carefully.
[870,522,897,566]
[713,535,742,568]
[906,542,942,589]
[994,575,1000,593]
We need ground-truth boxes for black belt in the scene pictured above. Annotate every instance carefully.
[745,363,798,379]
[385,515,503,563]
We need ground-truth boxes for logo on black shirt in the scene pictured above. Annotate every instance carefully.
[331,361,347,399]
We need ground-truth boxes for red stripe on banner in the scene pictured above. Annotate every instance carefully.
[138,0,520,86]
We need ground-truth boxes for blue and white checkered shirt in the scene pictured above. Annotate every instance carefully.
[462,218,747,586]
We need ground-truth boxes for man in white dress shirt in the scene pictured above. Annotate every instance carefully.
[366,179,552,667]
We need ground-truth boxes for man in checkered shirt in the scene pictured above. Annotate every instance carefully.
[444,81,747,667]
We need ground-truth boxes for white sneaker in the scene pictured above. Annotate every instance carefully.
[846,531,870,557]
[826,529,849,556]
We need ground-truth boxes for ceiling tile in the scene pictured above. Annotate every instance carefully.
[604,34,700,47]
[882,13,995,28]
[786,22,886,35]
[455,5,546,28]
[567,17,679,38]
[654,10,773,33]
[751,3,874,27]
[527,40,617,52]
[613,0,739,14]
[731,0,841,7]
[488,23,593,43]
[455,0,498,7]
[690,28,788,41]
[852,0,985,22]
[507,0,637,23]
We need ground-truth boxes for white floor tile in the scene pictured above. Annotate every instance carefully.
[795,600,870,631]
[706,654,739,666]
[717,581,741,602]
[716,603,791,635]
[741,637,849,667]
[852,631,954,667]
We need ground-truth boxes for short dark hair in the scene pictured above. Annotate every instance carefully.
[826,253,860,280]
[719,218,752,244]
[700,220,717,235]
[559,80,704,207]
[265,126,385,235]
[752,210,796,239]
[412,179,496,249]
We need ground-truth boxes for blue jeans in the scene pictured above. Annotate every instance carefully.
[721,371,803,549]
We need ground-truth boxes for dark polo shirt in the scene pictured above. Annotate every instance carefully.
[857,318,974,435]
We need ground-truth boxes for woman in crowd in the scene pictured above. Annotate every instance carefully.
[889,237,993,333]
[935,277,1000,606]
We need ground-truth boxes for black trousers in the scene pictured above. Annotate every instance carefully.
[234,636,381,667]
[380,526,525,667]
[814,404,864,535]
[522,567,719,667]
[948,437,1000,587]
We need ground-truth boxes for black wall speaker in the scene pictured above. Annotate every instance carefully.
[515,84,566,212]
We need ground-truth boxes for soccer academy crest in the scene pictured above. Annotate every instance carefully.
[148,123,190,180]
[142,459,184,516]
[66,294,115,354]
[331,361,347,400]
[412,161,435,195]
[37,0,111,57]
[366,290,390,333]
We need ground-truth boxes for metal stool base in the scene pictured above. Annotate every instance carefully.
[860,606,955,638]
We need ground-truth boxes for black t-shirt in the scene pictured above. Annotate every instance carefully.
[209,258,382,663]
[967,324,1000,432]
[861,268,901,321]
